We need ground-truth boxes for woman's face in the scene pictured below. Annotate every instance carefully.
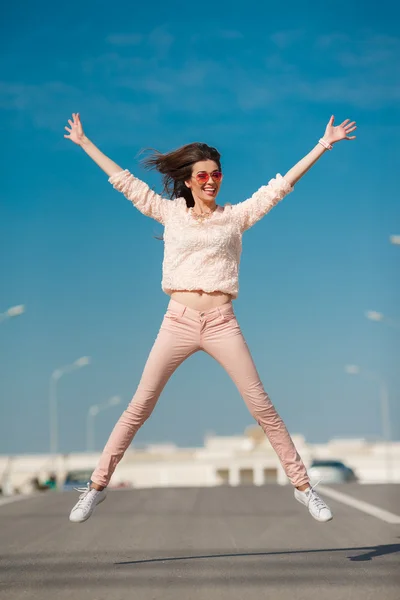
[185,160,223,204]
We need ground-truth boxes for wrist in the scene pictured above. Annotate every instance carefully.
[318,137,333,151]
[80,135,92,150]
[322,135,335,146]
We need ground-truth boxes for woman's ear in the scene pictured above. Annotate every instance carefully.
[184,180,192,189]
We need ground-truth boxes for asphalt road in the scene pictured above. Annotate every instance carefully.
[1,484,399,600]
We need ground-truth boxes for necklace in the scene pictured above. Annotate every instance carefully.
[189,206,217,222]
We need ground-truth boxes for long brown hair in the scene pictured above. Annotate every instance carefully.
[141,142,222,208]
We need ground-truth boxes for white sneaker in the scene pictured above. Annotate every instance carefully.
[69,483,107,523]
[294,485,333,523]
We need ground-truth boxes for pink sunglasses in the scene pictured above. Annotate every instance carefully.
[194,171,223,184]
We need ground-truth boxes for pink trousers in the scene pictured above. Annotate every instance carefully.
[91,300,309,488]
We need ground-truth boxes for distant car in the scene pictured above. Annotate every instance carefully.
[63,469,94,491]
[308,460,357,484]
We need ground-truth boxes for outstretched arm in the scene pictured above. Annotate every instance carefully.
[64,113,171,224]
[232,115,357,231]
[64,113,123,176]
[283,116,357,186]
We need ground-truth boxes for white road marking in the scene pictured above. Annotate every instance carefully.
[319,485,400,524]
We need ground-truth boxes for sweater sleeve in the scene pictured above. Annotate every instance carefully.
[109,169,171,224]
[231,174,294,232]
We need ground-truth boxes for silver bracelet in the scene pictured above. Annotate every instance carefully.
[318,138,333,151]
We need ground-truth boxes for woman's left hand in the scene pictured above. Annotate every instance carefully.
[323,115,357,145]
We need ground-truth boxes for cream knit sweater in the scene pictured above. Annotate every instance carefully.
[109,169,293,298]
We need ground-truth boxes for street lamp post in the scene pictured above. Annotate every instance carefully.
[0,304,25,324]
[86,396,121,452]
[49,356,91,456]
[345,364,392,481]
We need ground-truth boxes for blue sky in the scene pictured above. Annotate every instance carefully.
[1,0,399,455]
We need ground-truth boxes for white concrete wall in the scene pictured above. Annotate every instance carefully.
[1,435,399,495]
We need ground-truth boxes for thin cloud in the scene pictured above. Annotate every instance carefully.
[315,32,349,49]
[106,33,143,46]
[218,29,244,40]
[315,32,400,69]
[80,46,400,112]
[3,29,398,141]
[0,80,159,133]
[270,29,304,48]
[104,26,175,60]
[148,26,175,55]
[191,29,244,43]
[301,77,400,107]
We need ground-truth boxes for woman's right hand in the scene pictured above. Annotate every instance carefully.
[64,113,85,145]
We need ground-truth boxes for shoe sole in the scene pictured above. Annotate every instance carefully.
[69,494,107,524]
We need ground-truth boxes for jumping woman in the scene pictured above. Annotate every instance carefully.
[64,112,356,524]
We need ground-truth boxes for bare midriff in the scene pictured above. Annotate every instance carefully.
[169,290,233,311]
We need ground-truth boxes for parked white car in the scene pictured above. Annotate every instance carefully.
[309,460,357,484]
